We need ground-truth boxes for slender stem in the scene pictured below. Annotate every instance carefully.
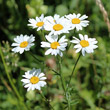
[39,91,54,110]
[65,53,81,110]
[0,43,29,110]
[57,57,71,110]
[47,66,60,75]
[58,57,66,92]
[67,53,81,88]
[29,51,43,63]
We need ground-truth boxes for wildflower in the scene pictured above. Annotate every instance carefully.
[70,34,98,56]
[28,14,45,31]
[12,34,35,54]
[44,16,70,35]
[65,13,89,31]
[21,68,47,91]
[41,35,68,57]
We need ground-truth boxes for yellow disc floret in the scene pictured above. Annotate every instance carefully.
[51,42,60,49]
[30,76,39,84]
[80,40,89,47]
[72,18,80,24]
[20,41,28,48]
[36,22,44,27]
[53,24,63,31]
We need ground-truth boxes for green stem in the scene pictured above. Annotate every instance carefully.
[67,53,81,88]
[0,43,29,110]
[58,57,66,92]
[29,51,43,63]
[65,53,81,110]
[39,91,54,110]
[47,66,60,75]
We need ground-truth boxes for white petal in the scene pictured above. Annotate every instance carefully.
[40,14,44,20]
[91,41,98,45]
[24,83,31,88]
[45,35,54,43]
[21,79,30,83]
[45,49,52,55]
[73,37,80,42]
[82,48,86,56]
[59,51,63,57]
[70,40,79,44]
[58,46,66,51]
[54,14,60,20]
[19,48,25,54]
[92,45,98,49]
[35,85,41,90]
[79,34,84,40]
[74,44,81,48]
[76,47,82,53]
[39,73,45,78]
[76,13,81,18]
[27,86,32,91]
[80,15,88,20]
[59,35,68,43]
[40,77,47,80]
[38,81,46,87]
[11,43,19,46]
[41,42,50,48]
[31,85,35,90]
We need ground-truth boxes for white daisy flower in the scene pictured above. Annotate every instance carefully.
[41,35,68,57]
[70,34,98,56]
[28,14,45,31]
[44,16,70,35]
[12,34,35,54]
[65,13,89,31]
[21,68,47,91]
[44,14,60,24]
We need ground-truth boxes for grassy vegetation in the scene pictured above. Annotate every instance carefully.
[0,0,110,110]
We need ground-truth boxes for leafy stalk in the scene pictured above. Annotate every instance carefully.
[0,43,29,110]
[67,53,81,88]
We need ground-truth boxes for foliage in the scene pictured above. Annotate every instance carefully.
[0,0,110,110]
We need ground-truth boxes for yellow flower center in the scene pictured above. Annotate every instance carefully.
[51,42,60,49]
[53,24,63,31]
[80,40,89,47]
[36,21,44,27]
[72,18,80,24]
[30,76,39,84]
[20,41,28,48]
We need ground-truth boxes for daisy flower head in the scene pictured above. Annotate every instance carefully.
[28,14,45,31]
[12,34,35,54]
[65,13,89,31]
[70,34,98,56]
[21,68,47,91]
[41,35,68,57]
[44,16,70,35]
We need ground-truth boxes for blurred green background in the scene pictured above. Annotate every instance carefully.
[0,0,110,110]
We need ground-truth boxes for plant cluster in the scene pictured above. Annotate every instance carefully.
[11,13,98,110]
